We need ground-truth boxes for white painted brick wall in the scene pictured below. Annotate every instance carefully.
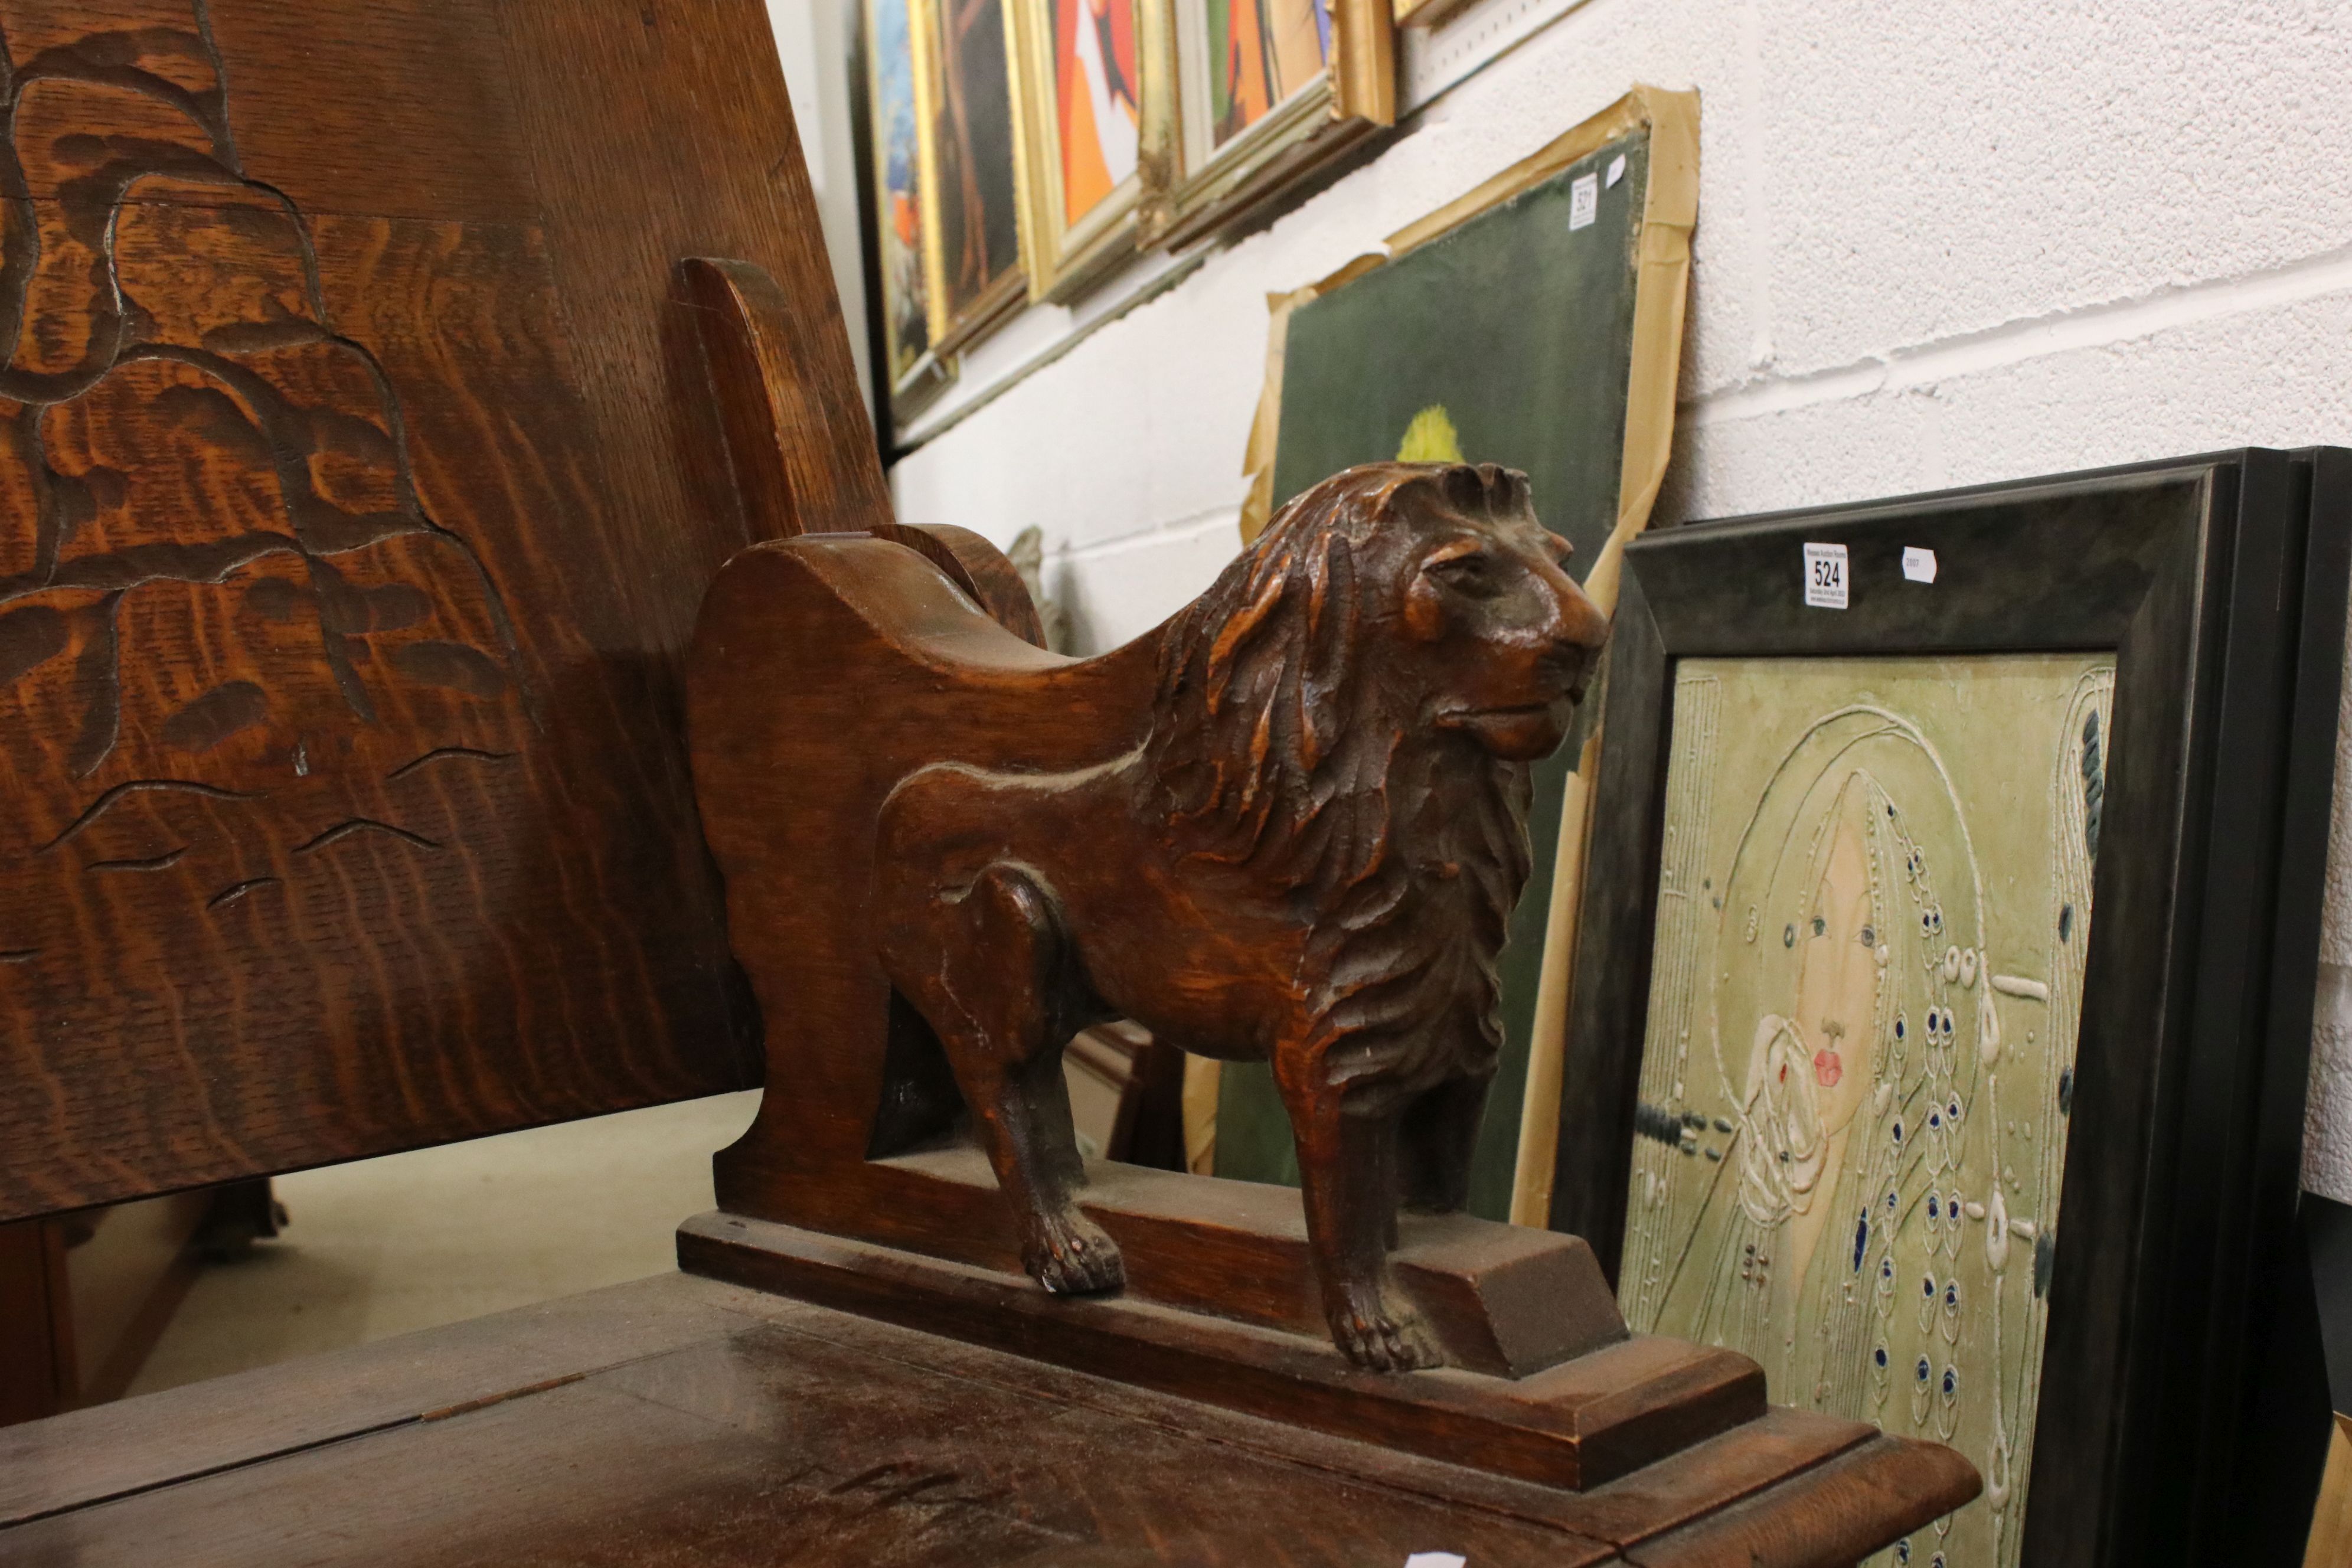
[786,0,2352,1195]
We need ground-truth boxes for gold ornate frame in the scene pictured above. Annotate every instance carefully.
[910,0,1031,354]
[1136,0,1395,250]
[1004,0,1151,302]
[860,0,958,424]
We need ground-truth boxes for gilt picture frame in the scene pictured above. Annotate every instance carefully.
[1135,0,1394,249]
[1554,451,2351,1566]
[911,0,1030,354]
[1005,0,1152,301]
[858,0,956,424]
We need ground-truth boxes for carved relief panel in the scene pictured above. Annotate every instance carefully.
[0,0,841,1217]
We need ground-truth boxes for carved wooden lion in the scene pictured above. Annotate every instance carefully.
[874,462,1608,1370]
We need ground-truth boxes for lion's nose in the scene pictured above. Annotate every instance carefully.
[1555,580,1610,651]
[1537,581,1609,697]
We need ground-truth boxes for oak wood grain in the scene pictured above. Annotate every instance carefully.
[0,0,889,1219]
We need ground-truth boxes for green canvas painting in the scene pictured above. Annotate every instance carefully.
[1216,127,1652,1220]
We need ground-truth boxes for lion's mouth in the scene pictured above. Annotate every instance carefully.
[1452,701,1553,720]
[1436,700,1573,760]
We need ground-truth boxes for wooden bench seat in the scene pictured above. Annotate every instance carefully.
[1,1270,1955,1566]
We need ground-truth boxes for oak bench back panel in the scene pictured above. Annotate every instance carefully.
[0,0,858,1219]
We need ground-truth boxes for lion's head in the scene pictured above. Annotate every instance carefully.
[1144,461,1609,904]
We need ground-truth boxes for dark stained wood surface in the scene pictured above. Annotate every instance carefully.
[680,1208,1755,1492]
[0,1214,67,1425]
[681,256,892,541]
[711,1142,1631,1378]
[0,0,881,1220]
[0,1269,1976,1566]
[0,1272,776,1524]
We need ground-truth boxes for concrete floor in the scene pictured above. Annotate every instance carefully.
[128,1091,762,1397]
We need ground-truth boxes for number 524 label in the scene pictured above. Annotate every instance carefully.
[1802,541,1848,609]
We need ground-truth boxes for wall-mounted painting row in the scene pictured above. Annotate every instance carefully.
[858,0,1399,429]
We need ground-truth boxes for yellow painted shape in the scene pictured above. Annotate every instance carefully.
[1396,404,1465,463]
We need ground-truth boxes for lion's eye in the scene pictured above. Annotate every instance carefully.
[1427,551,1501,597]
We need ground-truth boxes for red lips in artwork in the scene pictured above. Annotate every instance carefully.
[1813,1048,1844,1088]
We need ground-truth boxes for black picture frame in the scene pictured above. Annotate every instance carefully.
[1551,449,2351,1567]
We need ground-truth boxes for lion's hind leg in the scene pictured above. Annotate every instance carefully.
[1397,1070,1495,1216]
[883,861,1125,1296]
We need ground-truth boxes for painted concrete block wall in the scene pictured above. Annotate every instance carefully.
[780,0,2352,1194]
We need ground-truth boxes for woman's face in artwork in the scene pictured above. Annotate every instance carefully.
[1791,785,1880,1136]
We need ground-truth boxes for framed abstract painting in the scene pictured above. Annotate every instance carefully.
[1554,451,2352,1566]
[1136,0,1394,248]
[1005,0,1148,300]
[911,0,1028,352]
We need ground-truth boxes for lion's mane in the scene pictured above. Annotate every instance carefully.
[1142,463,1539,1096]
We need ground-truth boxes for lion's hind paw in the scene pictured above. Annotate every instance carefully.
[1023,1209,1126,1296]
[1329,1288,1443,1373]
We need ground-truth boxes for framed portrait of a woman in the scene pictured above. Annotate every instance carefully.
[1135,0,1393,249]
[1005,0,1148,300]
[1554,450,2351,1566]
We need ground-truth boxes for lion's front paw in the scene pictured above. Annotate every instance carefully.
[1327,1282,1443,1373]
[1022,1207,1126,1296]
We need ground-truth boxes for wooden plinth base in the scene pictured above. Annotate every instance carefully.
[679,1208,1969,1525]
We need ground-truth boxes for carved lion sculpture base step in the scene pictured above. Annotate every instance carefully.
[678,1189,1978,1547]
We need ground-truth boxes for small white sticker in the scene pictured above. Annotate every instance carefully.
[1606,153,1627,188]
[1404,1556,1467,1568]
[1902,545,1938,584]
[1803,542,1849,609]
[1569,172,1599,230]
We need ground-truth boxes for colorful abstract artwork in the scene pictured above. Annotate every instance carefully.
[867,0,932,383]
[1208,0,1331,146]
[1619,652,2114,1567]
[1052,0,1140,225]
